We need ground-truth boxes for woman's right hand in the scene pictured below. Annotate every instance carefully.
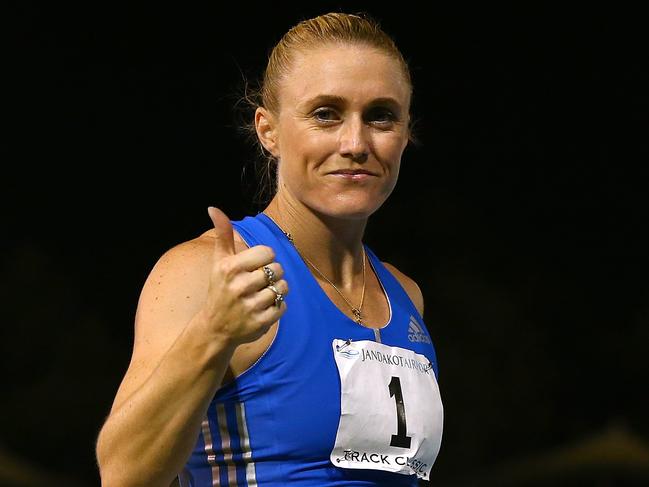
[204,206,288,346]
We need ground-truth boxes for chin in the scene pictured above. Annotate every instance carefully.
[312,195,387,221]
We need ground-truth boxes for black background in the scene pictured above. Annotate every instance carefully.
[3,3,648,486]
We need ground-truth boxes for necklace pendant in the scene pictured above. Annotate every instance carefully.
[352,308,363,325]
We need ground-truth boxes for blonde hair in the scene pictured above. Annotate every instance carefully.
[261,12,412,115]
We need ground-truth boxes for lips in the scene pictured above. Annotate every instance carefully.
[329,169,376,176]
[327,169,376,182]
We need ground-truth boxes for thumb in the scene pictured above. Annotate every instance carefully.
[207,206,235,257]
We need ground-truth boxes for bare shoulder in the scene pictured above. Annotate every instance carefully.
[136,234,213,326]
[381,262,425,317]
[149,226,248,287]
[135,228,248,336]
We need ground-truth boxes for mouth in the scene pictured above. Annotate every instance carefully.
[330,169,374,174]
[328,169,377,178]
[327,169,377,181]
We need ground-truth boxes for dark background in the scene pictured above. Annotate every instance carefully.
[3,3,648,486]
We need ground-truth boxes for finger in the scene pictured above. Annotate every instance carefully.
[251,280,289,310]
[230,245,276,272]
[208,206,235,258]
[254,263,284,287]
[233,263,285,295]
[254,299,287,326]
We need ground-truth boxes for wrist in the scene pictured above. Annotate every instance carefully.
[186,308,238,367]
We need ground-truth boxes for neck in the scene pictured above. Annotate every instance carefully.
[263,195,367,290]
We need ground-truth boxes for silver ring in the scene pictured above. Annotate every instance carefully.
[263,265,276,285]
[267,284,283,308]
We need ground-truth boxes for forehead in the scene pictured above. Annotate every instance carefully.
[278,44,411,110]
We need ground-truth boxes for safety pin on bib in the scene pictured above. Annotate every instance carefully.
[336,339,353,351]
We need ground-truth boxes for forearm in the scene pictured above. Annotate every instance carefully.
[96,311,236,487]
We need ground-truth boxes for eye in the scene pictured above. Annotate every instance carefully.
[312,107,340,123]
[365,107,397,126]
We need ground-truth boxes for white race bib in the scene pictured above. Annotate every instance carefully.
[330,339,443,480]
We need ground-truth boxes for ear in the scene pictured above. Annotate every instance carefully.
[255,107,279,157]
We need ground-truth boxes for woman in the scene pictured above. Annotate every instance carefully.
[96,12,443,487]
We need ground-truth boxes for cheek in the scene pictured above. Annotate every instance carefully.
[376,133,408,164]
[281,128,336,165]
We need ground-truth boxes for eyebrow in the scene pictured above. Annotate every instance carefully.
[301,94,403,111]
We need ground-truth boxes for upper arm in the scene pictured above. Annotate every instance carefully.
[382,262,425,317]
[110,237,213,412]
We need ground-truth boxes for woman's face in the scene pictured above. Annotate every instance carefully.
[265,43,411,220]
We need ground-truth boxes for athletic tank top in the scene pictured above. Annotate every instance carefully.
[179,213,443,486]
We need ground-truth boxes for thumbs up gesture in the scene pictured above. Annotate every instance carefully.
[204,207,288,346]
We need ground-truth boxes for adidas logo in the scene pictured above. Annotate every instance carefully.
[408,316,432,344]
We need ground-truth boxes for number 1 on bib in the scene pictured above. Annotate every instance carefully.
[388,376,412,448]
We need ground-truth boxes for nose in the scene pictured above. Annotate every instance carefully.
[338,115,369,163]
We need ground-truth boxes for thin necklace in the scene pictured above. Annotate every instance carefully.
[263,212,367,326]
